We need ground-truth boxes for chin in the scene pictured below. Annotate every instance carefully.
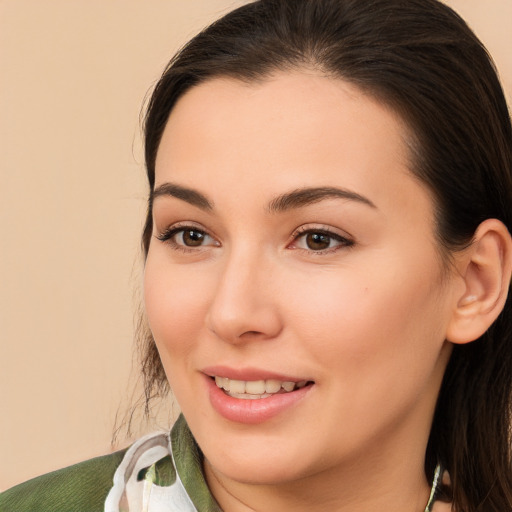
[205,453,310,486]
[199,427,322,486]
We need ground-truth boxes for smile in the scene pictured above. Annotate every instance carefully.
[206,372,315,423]
[214,376,310,399]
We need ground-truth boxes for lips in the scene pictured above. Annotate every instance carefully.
[202,367,315,424]
[202,365,312,383]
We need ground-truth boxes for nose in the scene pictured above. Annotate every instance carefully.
[205,248,283,344]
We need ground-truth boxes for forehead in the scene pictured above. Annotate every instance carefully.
[155,71,430,219]
[159,71,411,156]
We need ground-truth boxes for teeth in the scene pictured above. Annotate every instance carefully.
[231,379,246,394]
[214,376,309,398]
[245,380,266,394]
[228,392,272,399]
[265,379,281,393]
[215,376,230,391]
[281,381,295,392]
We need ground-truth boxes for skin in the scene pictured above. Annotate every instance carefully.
[144,71,458,511]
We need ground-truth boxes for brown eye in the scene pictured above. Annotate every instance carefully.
[156,225,218,249]
[290,228,353,253]
[305,232,332,251]
[181,229,206,246]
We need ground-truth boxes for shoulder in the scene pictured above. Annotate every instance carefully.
[0,448,128,512]
[0,417,221,512]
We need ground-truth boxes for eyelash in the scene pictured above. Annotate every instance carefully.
[290,226,354,254]
[155,223,217,253]
[155,223,354,255]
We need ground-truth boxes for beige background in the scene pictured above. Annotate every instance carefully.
[1,0,511,491]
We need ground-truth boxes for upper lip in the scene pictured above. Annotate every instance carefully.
[202,365,312,382]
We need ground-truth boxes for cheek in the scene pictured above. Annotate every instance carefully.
[283,256,447,373]
[143,252,211,356]
[284,266,448,438]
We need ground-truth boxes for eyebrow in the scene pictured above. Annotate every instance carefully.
[267,186,376,212]
[150,182,376,213]
[151,182,213,211]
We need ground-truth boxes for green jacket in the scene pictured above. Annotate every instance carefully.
[0,415,222,512]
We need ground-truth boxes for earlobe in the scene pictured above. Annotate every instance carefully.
[446,219,512,345]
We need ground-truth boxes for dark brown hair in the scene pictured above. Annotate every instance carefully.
[138,1,512,510]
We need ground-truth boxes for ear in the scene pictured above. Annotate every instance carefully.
[446,219,512,344]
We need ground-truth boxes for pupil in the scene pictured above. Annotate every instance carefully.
[306,233,330,250]
[183,230,204,246]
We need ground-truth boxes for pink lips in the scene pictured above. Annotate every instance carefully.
[202,366,314,424]
[202,365,309,382]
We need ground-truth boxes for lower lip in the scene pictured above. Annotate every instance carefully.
[205,376,313,424]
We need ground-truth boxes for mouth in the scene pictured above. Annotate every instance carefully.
[212,376,313,399]
[204,370,315,423]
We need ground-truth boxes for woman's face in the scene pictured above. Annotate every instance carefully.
[144,72,457,486]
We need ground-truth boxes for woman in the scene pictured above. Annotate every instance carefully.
[1,0,511,511]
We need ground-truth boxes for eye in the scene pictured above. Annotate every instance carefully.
[176,228,209,247]
[156,224,219,250]
[290,227,353,253]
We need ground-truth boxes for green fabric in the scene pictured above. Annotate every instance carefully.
[153,455,177,486]
[0,448,127,512]
[171,415,223,512]
[137,454,177,487]
[0,416,222,511]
